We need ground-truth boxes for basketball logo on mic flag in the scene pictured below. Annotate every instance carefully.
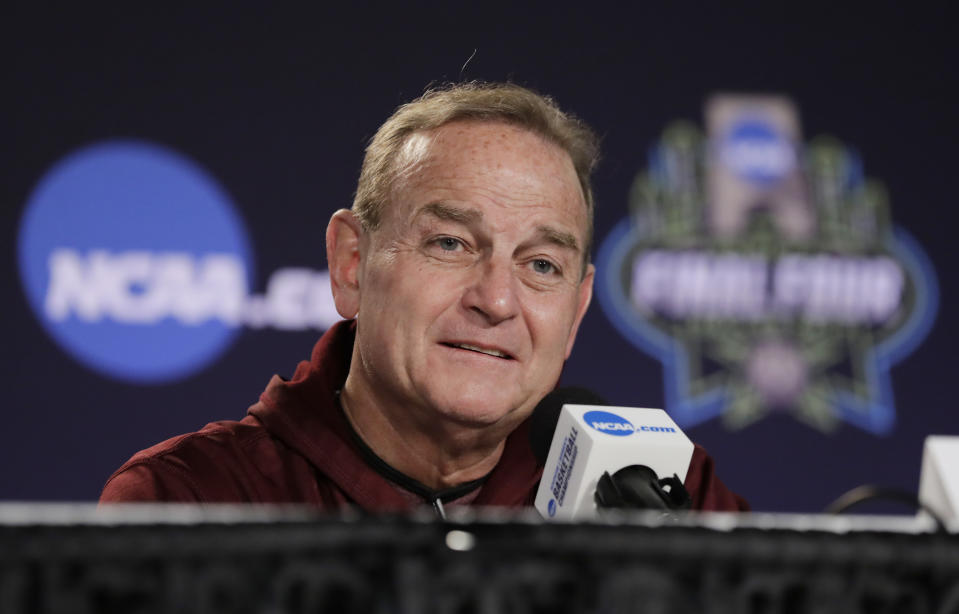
[596,95,938,435]
[584,411,635,436]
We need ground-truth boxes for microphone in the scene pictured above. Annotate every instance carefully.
[530,388,694,520]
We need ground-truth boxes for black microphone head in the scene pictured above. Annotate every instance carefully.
[595,466,692,512]
[528,387,607,464]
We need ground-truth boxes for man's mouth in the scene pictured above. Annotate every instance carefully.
[442,342,514,360]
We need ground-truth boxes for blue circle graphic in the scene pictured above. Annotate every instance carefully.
[17,140,253,383]
[583,410,635,436]
[719,118,796,186]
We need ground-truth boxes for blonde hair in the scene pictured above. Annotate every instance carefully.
[352,81,600,260]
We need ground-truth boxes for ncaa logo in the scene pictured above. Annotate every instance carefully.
[17,140,253,383]
[718,117,796,186]
[584,410,635,437]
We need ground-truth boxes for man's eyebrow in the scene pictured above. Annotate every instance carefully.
[417,203,581,253]
[537,225,581,253]
[417,202,483,225]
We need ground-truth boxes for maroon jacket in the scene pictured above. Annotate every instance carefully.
[100,321,748,512]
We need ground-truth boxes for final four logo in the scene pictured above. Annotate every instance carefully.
[596,95,938,435]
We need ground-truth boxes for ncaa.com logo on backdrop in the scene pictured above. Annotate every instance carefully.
[17,140,339,383]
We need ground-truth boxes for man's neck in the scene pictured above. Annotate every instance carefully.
[338,381,510,491]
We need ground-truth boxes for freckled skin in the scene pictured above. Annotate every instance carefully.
[328,121,594,488]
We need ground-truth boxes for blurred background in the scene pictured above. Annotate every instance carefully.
[4,4,955,512]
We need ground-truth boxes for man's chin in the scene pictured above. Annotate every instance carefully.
[428,394,530,431]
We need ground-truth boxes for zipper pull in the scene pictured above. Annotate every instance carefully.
[431,497,447,520]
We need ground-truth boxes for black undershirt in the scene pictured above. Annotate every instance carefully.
[335,391,491,510]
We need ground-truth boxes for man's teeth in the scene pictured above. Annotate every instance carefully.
[454,343,508,358]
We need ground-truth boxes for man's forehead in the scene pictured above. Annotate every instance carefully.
[414,201,582,253]
[381,120,590,260]
[392,121,585,206]
[395,120,573,173]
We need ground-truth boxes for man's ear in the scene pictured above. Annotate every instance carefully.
[326,209,365,319]
[564,263,594,359]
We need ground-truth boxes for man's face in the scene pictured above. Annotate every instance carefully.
[351,120,594,432]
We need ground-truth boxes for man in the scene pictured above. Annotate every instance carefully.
[101,82,747,512]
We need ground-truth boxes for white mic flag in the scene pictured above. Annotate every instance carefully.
[534,403,694,520]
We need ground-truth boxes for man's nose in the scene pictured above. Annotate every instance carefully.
[462,258,520,325]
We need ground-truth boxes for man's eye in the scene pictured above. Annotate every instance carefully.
[531,259,557,275]
[436,237,461,251]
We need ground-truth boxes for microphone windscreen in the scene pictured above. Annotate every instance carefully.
[529,387,607,463]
